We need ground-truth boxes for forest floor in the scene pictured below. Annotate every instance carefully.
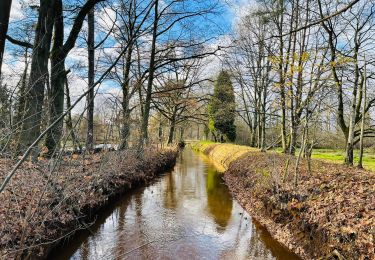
[194,142,375,260]
[0,147,178,259]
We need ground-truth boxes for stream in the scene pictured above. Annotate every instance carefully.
[49,148,299,260]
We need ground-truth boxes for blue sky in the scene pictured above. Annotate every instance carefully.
[4,0,236,114]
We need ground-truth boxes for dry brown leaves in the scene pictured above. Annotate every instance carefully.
[223,151,374,260]
[0,148,177,258]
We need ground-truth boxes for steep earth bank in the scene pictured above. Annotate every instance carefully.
[0,147,178,259]
[194,142,374,260]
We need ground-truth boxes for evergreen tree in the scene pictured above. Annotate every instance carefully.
[209,71,236,142]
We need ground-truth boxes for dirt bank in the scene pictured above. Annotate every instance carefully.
[0,147,178,259]
[194,142,374,260]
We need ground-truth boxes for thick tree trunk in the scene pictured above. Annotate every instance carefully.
[167,110,176,144]
[0,0,12,78]
[18,0,55,155]
[45,0,65,155]
[86,7,95,151]
[167,120,175,145]
[140,0,158,147]
[45,0,102,155]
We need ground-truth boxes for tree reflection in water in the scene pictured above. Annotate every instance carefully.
[206,167,233,231]
[48,149,300,260]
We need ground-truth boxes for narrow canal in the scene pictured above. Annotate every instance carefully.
[49,148,299,259]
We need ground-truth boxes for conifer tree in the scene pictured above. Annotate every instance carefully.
[209,71,236,142]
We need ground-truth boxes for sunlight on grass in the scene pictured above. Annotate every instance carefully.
[273,147,375,172]
[195,142,375,172]
[312,149,375,172]
[192,141,257,170]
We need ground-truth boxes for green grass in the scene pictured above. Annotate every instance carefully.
[192,141,375,172]
[273,147,375,172]
[190,140,215,151]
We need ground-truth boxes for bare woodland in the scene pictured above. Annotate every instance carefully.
[0,0,374,258]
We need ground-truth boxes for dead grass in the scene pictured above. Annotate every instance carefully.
[192,141,256,171]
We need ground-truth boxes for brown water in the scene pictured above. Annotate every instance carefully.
[49,149,299,260]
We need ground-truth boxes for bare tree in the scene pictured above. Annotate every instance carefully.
[319,0,375,165]
[86,7,95,151]
[0,0,12,78]
[18,0,55,156]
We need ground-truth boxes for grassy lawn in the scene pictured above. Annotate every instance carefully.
[190,141,375,172]
[273,147,375,172]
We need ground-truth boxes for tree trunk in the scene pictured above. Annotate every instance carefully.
[179,126,184,141]
[319,2,349,154]
[167,114,176,145]
[158,113,163,144]
[0,0,12,78]
[251,108,258,147]
[204,124,209,140]
[345,35,360,166]
[251,75,259,147]
[65,78,82,152]
[18,0,55,156]
[257,102,261,148]
[118,38,134,150]
[277,0,290,153]
[358,59,367,168]
[140,0,158,147]
[45,0,65,156]
[14,48,29,129]
[260,85,267,152]
[45,0,102,155]
[288,6,298,155]
[86,7,95,151]
[294,116,308,187]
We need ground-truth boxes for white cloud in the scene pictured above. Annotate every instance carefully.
[10,0,25,22]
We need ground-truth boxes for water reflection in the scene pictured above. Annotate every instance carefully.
[206,167,232,230]
[163,171,178,209]
[49,149,300,260]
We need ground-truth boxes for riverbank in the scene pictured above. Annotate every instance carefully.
[0,147,178,259]
[193,142,374,259]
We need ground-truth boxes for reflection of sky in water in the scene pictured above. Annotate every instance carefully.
[52,149,299,260]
